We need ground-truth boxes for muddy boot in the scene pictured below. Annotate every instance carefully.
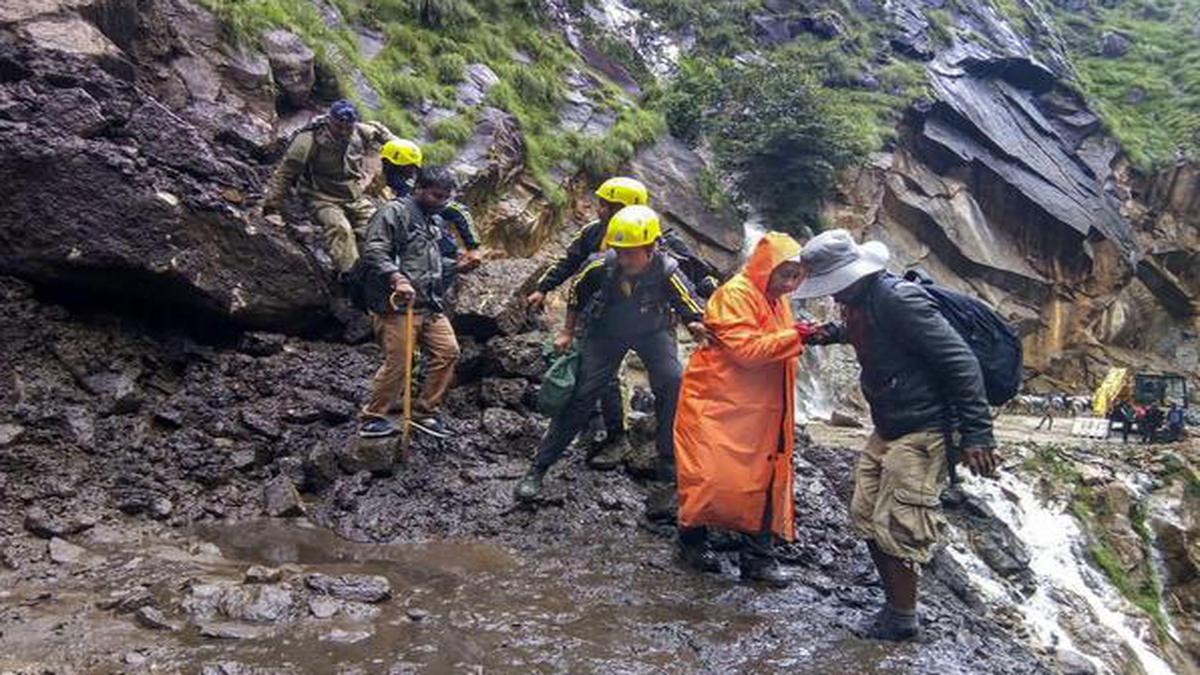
[514,467,546,502]
[867,606,919,642]
[740,556,791,588]
[588,433,632,470]
[678,528,721,574]
[734,533,792,586]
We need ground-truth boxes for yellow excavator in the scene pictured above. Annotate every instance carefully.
[1093,368,1190,416]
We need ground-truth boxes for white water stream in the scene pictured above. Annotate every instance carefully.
[953,473,1176,674]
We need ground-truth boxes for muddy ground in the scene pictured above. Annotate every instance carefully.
[0,277,1049,673]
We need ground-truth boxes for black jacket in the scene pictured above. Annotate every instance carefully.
[361,198,453,314]
[568,251,704,338]
[535,220,720,297]
[823,273,995,448]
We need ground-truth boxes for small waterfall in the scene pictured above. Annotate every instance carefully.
[953,474,1175,675]
[794,350,837,423]
[742,215,767,258]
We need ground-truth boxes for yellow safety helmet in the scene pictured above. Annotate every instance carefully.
[605,205,662,249]
[594,176,649,206]
[380,138,423,167]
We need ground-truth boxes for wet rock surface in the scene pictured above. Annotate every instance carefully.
[0,5,335,334]
[0,276,1049,673]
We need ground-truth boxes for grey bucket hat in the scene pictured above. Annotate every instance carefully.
[792,229,889,299]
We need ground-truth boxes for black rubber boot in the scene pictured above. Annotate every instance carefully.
[739,552,791,588]
[513,467,546,502]
[678,529,722,574]
[867,605,919,641]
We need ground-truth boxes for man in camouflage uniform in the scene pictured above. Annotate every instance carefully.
[263,99,395,272]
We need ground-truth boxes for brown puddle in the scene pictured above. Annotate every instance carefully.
[189,520,896,673]
[1,519,902,673]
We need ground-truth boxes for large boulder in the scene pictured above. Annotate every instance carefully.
[450,258,542,340]
[923,49,1135,257]
[261,29,314,107]
[1099,31,1131,58]
[455,63,499,108]
[450,106,525,207]
[628,137,743,275]
[0,32,333,333]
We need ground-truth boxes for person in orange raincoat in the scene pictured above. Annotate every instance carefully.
[673,232,811,587]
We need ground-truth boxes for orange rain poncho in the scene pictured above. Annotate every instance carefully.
[674,232,804,541]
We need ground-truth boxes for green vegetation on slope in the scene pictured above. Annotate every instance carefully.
[198,0,664,205]
[1052,0,1200,170]
[636,0,928,233]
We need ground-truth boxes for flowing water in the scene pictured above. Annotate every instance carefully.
[952,474,1176,675]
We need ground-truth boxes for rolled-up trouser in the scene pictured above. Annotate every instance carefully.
[310,197,377,272]
[534,330,680,477]
[850,430,948,565]
[361,311,460,420]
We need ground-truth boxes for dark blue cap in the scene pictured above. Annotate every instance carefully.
[329,99,358,122]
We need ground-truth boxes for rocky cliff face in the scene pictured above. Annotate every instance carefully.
[813,0,1200,394]
[0,0,744,341]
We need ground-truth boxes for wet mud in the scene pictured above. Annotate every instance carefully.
[0,279,1048,673]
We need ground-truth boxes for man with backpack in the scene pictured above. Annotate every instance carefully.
[800,229,1000,642]
[375,140,483,282]
[513,205,709,501]
[263,100,396,273]
[525,177,722,470]
[357,167,464,440]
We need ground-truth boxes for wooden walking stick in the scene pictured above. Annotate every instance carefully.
[390,290,416,446]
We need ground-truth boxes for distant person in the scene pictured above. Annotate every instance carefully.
[1142,404,1164,443]
[1035,395,1056,431]
[1165,404,1185,443]
[1112,400,1136,444]
[674,233,809,587]
[802,229,998,642]
[263,100,395,272]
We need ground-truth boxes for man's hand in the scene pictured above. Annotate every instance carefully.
[526,291,547,311]
[686,322,714,347]
[389,273,415,309]
[795,321,817,342]
[457,250,483,274]
[805,322,840,346]
[553,330,573,354]
[961,446,999,479]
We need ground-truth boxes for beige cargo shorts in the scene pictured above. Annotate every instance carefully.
[850,430,949,566]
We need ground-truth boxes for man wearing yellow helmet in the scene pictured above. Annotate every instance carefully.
[263,100,396,272]
[379,138,423,198]
[514,205,711,502]
[524,177,649,465]
[526,176,649,311]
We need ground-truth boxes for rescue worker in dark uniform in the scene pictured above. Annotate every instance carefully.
[525,177,721,469]
[514,205,710,501]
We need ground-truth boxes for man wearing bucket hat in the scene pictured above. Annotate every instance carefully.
[798,229,997,641]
